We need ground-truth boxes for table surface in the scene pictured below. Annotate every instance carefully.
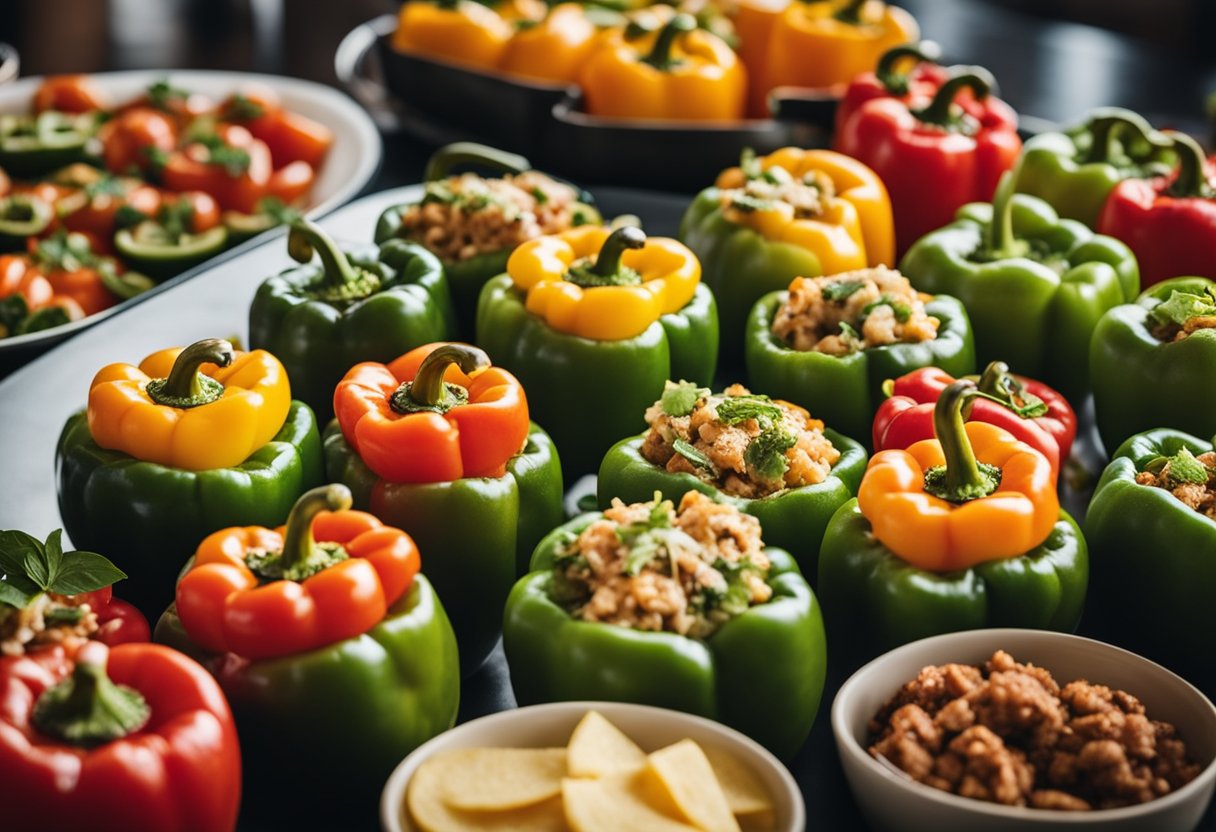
[4,1,1216,830]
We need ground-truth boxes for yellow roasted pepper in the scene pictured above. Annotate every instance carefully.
[501,3,603,85]
[506,225,700,339]
[392,0,545,72]
[87,338,292,471]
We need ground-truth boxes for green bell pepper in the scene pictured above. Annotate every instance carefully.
[323,419,564,676]
[248,220,457,422]
[1090,276,1216,455]
[0,111,97,178]
[1084,429,1216,688]
[819,500,1088,663]
[0,193,54,251]
[503,514,827,759]
[598,427,866,577]
[899,172,1138,401]
[56,400,324,615]
[153,573,459,817]
[374,142,599,338]
[1013,107,1173,229]
[113,222,229,281]
[745,292,974,445]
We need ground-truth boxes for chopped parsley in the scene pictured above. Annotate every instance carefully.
[660,380,709,417]
[744,426,797,482]
[714,395,783,426]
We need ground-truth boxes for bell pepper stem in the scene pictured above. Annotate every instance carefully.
[32,654,150,747]
[833,0,870,25]
[915,68,993,128]
[985,171,1021,257]
[1082,108,1156,165]
[592,226,646,277]
[423,142,531,182]
[642,13,696,71]
[146,338,233,408]
[394,343,491,415]
[924,380,1001,502]
[287,220,364,291]
[1164,131,1214,199]
[875,42,941,95]
[976,360,1048,419]
[280,484,353,573]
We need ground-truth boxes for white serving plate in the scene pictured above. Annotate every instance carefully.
[0,69,382,353]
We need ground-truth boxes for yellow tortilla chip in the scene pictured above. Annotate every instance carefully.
[563,771,699,832]
[566,710,647,777]
[407,750,568,831]
[433,748,566,811]
[649,740,741,832]
[703,745,775,816]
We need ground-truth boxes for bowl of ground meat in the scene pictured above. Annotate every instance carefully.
[831,629,1216,831]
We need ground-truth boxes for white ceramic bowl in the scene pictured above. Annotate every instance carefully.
[380,701,806,832]
[832,629,1216,832]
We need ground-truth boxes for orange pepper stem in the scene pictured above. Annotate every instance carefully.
[423,142,530,183]
[31,658,150,747]
[642,13,696,72]
[279,484,354,574]
[875,41,940,95]
[287,219,381,301]
[924,380,1002,502]
[976,360,1048,419]
[391,343,491,415]
[145,338,234,408]
[914,68,993,129]
[1081,109,1156,165]
[1164,131,1214,199]
[833,0,871,25]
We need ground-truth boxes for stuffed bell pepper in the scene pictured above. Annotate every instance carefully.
[325,343,563,675]
[680,147,894,364]
[1085,430,1216,688]
[836,65,1022,255]
[874,361,1076,476]
[249,220,457,421]
[746,265,974,443]
[503,491,826,759]
[1090,277,1216,453]
[598,381,866,576]
[374,142,599,336]
[391,0,545,72]
[155,484,458,816]
[478,224,717,477]
[1,640,241,832]
[820,380,1087,661]
[900,172,1137,400]
[56,338,324,614]
[1013,107,1173,229]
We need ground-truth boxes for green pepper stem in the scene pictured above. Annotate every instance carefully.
[287,220,363,291]
[1164,131,1214,199]
[147,338,233,407]
[280,484,353,573]
[423,142,531,182]
[975,360,1049,419]
[976,360,1012,397]
[32,656,150,747]
[642,13,696,71]
[915,68,993,128]
[409,343,491,409]
[925,380,1001,502]
[1081,108,1157,165]
[591,226,646,278]
[875,42,940,95]
[985,171,1021,258]
[833,0,871,24]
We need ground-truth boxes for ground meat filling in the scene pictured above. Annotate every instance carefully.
[868,651,1201,811]
[640,382,841,499]
[0,593,99,656]
[397,171,590,264]
[1135,448,1216,519]
[718,164,837,225]
[551,492,772,639]
[771,267,940,356]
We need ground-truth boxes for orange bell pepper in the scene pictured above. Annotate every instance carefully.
[32,75,109,113]
[334,342,530,484]
[501,2,603,85]
[392,0,546,72]
[765,0,917,94]
[857,380,1058,571]
[175,484,421,660]
[579,12,746,121]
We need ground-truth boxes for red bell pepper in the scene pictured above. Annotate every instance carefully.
[834,66,1022,256]
[0,640,241,832]
[79,587,152,646]
[1098,131,1216,287]
[873,361,1076,475]
[834,41,947,135]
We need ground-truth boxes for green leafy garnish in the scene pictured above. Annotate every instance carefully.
[530,186,549,205]
[822,280,865,303]
[226,93,265,121]
[838,321,862,345]
[660,380,709,417]
[728,194,776,213]
[862,294,912,322]
[84,175,125,200]
[623,535,662,576]
[146,79,189,111]
[192,133,251,177]
[1149,287,1216,332]
[740,148,761,179]
[745,426,796,482]
[0,529,126,609]
[715,395,783,426]
[114,204,149,229]
[1148,447,1213,487]
[673,439,712,469]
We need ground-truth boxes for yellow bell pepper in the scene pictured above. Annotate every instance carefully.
[714,147,895,268]
[733,0,789,116]
[87,338,292,471]
[501,3,602,85]
[765,0,917,93]
[506,225,700,339]
[392,0,545,72]
[578,12,746,121]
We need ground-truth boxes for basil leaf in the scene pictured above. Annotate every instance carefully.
[49,550,128,596]
[43,529,64,587]
[0,580,34,609]
[0,529,41,578]
[20,533,50,590]
[673,439,712,469]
